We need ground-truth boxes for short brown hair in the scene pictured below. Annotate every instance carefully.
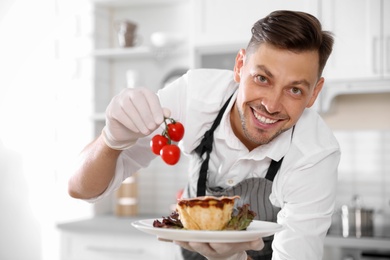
[246,10,334,77]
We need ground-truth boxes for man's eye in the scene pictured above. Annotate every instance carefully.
[290,87,302,95]
[256,75,267,83]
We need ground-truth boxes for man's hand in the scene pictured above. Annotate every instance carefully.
[102,87,170,150]
[174,238,263,260]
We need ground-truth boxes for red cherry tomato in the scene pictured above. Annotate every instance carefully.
[167,122,185,142]
[160,144,181,165]
[150,134,168,155]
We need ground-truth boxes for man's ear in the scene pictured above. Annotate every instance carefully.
[233,49,246,83]
[307,77,324,108]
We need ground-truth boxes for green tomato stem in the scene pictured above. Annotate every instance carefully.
[163,117,172,144]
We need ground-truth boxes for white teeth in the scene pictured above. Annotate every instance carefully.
[253,111,277,124]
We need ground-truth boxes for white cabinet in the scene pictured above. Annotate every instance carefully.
[60,232,160,260]
[191,0,319,68]
[318,0,390,113]
[321,0,390,81]
[191,0,319,47]
[384,0,390,77]
[58,216,180,260]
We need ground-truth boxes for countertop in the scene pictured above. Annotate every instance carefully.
[324,235,390,250]
[57,214,156,236]
[58,215,390,250]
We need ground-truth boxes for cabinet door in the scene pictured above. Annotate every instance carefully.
[192,0,319,46]
[61,232,164,260]
[383,0,390,78]
[321,0,382,80]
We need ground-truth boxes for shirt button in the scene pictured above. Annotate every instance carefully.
[226,179,235,186]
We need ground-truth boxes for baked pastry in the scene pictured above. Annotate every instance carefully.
[176,195,240,230]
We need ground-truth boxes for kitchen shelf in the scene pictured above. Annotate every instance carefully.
[92,45,189,60]
[91,0,186,7]
[92,46,153,59]
[194,41,247,55]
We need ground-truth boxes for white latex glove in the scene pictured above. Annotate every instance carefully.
[102,87,171,150]
[175,239,264,260]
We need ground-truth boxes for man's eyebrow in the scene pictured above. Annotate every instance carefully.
[256,65,274,79]
[291,79,311,90]
[257,65,311,90]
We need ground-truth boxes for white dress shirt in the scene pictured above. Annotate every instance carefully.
[90,69,341,260]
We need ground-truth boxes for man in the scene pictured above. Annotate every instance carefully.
[69,10,340,260]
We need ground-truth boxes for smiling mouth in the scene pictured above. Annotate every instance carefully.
[253,109,278,124]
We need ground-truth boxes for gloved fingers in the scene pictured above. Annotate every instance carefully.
[205,239,264,253]
[139,88,166,126]
[247,238,264,251]
[190,242,221,257]
[174,238,264,258]
[119,95,151,135]
[174,241,206,254]
[162,107,171,119]
[117,88,164,135]
[124,88,166,134]
[174,241,230,258]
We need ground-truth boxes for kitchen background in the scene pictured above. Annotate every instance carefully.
[0,0,389,259]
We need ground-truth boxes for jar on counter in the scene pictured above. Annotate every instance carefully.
[341,195,374,238]
[115,174,138,217]
[116,20,139,48]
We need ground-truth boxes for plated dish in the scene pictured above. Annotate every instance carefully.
[132,219,283,243]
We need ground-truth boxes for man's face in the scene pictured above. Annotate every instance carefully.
[231,43,324,150]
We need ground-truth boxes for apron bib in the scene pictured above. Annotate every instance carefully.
[182,94,283,260]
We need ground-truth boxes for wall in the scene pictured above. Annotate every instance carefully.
[0,143,42,260]
[0,0,99,259]
[137,156,190,215]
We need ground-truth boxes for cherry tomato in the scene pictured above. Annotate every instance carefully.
[150,134,168,155]
[160,144,181,165]
[167,122,185,142]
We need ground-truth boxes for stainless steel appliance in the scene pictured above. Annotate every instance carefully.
[342,249,390,260]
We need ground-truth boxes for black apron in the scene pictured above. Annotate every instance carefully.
[181,95,283,260]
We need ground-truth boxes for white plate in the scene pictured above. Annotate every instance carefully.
[131,219,283,243]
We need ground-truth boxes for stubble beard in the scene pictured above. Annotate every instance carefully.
[238,106,286,147]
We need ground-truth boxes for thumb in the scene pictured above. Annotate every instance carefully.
[247,238,264,251]
[162,107,171,118]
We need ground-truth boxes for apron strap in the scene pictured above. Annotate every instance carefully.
[265,157,284,182]
[264,126,295,181]
[195,94,234,197]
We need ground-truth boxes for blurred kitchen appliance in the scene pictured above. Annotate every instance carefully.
[341,195,374,238]
[150,31,185,48]
[341,249,390,260]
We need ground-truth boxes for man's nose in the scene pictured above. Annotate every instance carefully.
[261,91,283,114]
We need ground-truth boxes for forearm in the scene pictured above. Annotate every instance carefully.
[68,134,122,199]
